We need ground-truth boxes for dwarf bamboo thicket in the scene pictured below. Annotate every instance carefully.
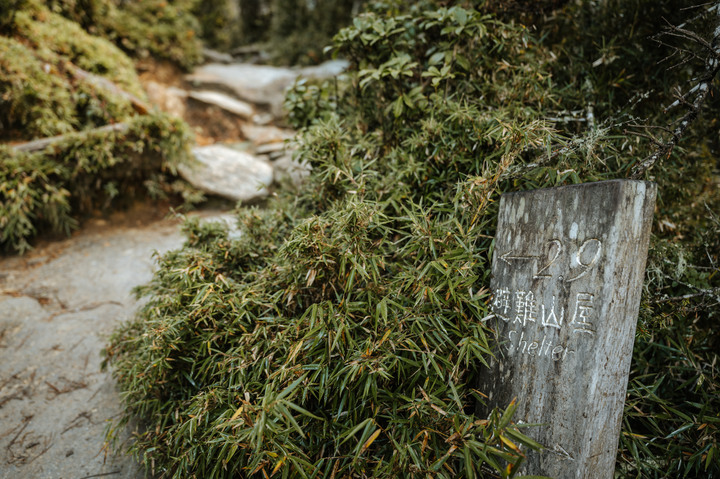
[104,1,719,478]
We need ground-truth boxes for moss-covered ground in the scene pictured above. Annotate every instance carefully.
[0,0,199,253]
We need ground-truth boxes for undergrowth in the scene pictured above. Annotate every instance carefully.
[40,0,203,69]
[0,0,198,253]
[105,6,561,478]
[103,1,719,478]
[0,113,193,253]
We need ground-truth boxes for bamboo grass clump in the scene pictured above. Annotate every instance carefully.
[106,1,720,478]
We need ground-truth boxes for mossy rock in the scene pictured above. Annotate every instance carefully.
[0,3,150,140]
[0,37,78,138]
[94,0,203,70]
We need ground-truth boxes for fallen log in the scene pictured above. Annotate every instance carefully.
[11,123,129,153]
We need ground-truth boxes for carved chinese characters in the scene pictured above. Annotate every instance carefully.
[478,180,656,479]
[493,238,603,363]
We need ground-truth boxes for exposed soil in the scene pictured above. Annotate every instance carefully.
[136,59,187,89]
[184,99,248,145]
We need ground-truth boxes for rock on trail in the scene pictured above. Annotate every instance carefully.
[0,208,230,479]
[188,90,254,119]
[143,59,325,202]
[179,145,274,203]
[186,59,349,119]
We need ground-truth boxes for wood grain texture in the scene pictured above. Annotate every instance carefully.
[478,179,656,479]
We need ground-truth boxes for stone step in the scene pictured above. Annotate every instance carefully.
[179,145,274,202]
[185,60,349,119]
[188,90,254,119]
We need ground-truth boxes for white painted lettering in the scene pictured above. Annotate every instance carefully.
[514,290,538,326]
[493,287,512,321]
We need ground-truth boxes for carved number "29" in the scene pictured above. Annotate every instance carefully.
[533,238,602,282]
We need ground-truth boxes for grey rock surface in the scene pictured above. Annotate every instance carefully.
[301,60,350,80]
[255,141,287,156]
[179,145,274,202]
[0,212,188,479]
[241,124,294,146]
[188,90,254,119]
[272,154,311,187]
[202,47,234,64]
[186,60,349,118]
[143,81,188,118]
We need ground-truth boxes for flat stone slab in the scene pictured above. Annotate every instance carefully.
[186,60,348,117]
[188,90,254,119]
[202,47,234,64]
[256,141,287,156]
[179,145,274,202]
[241,124,295,146]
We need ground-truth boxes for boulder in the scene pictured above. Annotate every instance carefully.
[179,145,273,202]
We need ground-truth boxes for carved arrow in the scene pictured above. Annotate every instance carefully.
[500,251,540,265]
[552,443,575,461]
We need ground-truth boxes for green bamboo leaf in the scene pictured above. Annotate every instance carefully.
[276,374,307,401]
[340,418,373,446]
[275,402,305,438]
[498,399,518,430]
[280,400,322,421]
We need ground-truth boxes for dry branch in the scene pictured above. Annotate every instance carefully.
[632,3,720,177]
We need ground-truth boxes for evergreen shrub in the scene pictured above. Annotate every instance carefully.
[541,2,720,476]
[106,5,560,478]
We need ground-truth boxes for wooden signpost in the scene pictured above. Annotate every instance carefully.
[478,180,656,478]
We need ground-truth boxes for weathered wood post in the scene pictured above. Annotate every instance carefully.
[478,180,656,478]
